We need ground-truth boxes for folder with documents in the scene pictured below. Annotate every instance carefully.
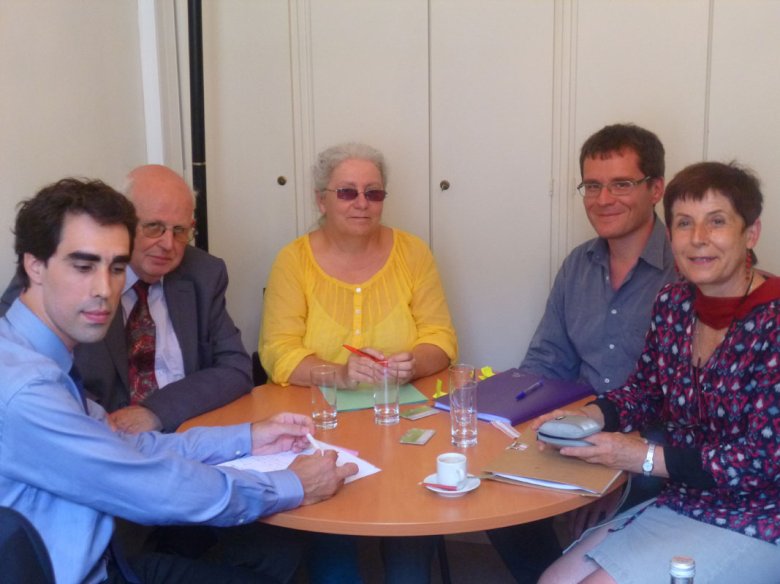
[483,442,623,497]
[434,368,594,426]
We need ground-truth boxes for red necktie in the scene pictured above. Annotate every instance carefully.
[126,281,158,404]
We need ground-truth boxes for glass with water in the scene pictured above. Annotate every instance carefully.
[450,363,477,448]
[373,366,400,425]
[310,365,338,429]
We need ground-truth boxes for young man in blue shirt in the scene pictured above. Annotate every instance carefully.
[0,178,355,583]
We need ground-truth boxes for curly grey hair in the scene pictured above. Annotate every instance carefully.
[312,142,388,191]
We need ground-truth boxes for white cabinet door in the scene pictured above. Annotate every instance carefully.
[708,0,780,275]
[571,0,711,248]
[202,0,298,352]
[430,0,555,369]
[308,0,430,241]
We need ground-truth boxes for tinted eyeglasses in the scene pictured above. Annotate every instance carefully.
[139,221,195,243]
[323,188,388,202]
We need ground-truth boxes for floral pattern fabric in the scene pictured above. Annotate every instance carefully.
[605,281,780,545]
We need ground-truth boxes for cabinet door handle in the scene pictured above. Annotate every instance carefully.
[277,176,287,186]
[439,180,450,191]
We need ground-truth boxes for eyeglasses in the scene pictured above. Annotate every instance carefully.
[322,188,388,202]
[576,176,653,197]
[139,221,194,243]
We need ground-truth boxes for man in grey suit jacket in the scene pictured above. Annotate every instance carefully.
[1,165,252,434]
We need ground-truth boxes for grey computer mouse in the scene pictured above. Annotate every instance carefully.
[536,414,603,447]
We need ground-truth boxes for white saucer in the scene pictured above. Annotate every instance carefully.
[423,473,481,497]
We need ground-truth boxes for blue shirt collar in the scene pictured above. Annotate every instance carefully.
[586,213,670,272]
[5,299,73,374]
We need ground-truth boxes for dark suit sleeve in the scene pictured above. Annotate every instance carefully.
[143,250,252,431]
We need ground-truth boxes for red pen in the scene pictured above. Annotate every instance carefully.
[343,344,387,365]
[419,481,459,491]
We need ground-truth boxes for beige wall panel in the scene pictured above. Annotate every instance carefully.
[570,0,710,249]
[308,0,430,241]
[0,0,146,287]
[430,0,555,369]
[707,0,780,275]
[200,0,298,353]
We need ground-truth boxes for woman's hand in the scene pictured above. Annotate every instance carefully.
[342,347,386,387]
[558,432,648,473]
[384,351,415,385]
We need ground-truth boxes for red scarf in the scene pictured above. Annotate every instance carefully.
[694,276,780,329]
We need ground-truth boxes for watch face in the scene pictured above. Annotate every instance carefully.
[642,460,653,472]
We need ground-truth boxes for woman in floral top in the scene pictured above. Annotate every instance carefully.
[538,162,780,584]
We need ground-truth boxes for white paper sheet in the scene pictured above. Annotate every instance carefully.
[218,440,380,484]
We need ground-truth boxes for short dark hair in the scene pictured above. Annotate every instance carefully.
[14,178,138,287]
[579,123,665,179]
[663,161,763,264]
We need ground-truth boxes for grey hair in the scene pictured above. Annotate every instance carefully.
[312,143,388,191]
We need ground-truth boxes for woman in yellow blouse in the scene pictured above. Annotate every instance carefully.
[260,142,457,388]
[259,143,456,583]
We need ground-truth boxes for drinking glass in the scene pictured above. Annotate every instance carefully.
[373,366,400,425]
[311,365,338,429]
[450,379,478,447]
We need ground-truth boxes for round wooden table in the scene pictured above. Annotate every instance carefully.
[181,374,620,536]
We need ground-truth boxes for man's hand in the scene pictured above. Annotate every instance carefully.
[250,412,315,455]
[288,451,358,505]
[109,405,163,433]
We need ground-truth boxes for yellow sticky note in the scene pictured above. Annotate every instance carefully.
[432,378,447,398]
[478,366,495,380]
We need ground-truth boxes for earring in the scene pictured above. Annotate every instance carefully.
[674,262,685,282]
[745,250,753,283]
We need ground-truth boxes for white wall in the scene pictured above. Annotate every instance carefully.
[2,0,778,364]
[0,0,147,286]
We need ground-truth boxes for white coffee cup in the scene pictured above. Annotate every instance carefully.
[436,452,467,488]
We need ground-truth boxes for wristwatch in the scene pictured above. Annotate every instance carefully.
[642,442,656,477]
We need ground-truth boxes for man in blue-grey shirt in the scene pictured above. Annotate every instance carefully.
[490,124,676,582]
[0,178,356,584]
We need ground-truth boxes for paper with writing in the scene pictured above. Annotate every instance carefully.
[219,440,380,484]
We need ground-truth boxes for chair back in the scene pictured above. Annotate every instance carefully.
[251,351,268,386]
[0,507,55,584]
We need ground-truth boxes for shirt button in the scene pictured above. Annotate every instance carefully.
[608,344,615,350]
[355,329,360,335]
[234,450,242,457]
[355,308,361,314]
[610,309,617,315]
[356,287,362,294]
[604,378,610,384]
[238,517,245,524]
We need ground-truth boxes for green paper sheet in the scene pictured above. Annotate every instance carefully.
[336,383,427,412]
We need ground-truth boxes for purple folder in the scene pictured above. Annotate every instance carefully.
[434,368,594,426]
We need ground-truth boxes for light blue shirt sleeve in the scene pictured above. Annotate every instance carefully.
[4,381,303,525]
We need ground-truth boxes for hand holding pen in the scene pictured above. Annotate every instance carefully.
[343,344,388,365]
[515,380,544,400]
[342,345,389,387]
[306,432,326,456]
